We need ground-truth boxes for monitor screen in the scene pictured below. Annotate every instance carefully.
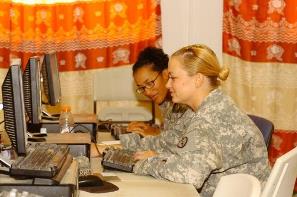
[2,65,27,156]
[41,52,61,106]
[23,56,42,124]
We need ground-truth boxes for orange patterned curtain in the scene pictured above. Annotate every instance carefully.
[0,0,161,71]
[223,0,297,190]
[223,0,297,63]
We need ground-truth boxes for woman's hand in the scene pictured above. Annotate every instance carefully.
[127,122,160,137]
[134,150,158,161]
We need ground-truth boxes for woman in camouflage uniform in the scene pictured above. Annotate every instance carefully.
[127,44,271,197]
[126,46,170,136]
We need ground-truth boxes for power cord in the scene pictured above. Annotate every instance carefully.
[93,143,102,157]
[70,124,92,133]
[69,123,97,143]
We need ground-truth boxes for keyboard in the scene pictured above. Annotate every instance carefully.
[110,124,130,140]
[10,143,69,178]
[101,148,136,172]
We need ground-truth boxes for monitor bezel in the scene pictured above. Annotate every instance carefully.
[42,52,61,106]
[23,56,42,125]
[2,65,28,156]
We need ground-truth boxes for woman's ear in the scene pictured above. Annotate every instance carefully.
[195,73,204,88]
[162,69,169,81]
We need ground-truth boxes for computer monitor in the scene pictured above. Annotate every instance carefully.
[23,57,42,124]
[2,65,27,156]
[41,52,61,106]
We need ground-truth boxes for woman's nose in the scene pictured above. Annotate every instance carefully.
[165,79,171,89]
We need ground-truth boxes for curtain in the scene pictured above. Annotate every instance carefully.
[0,0,161,113]
[223,0,297,190]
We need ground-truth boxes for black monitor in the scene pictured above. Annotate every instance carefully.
[23,57,42,124]
[2,65,27,156]
[41,52,61,106]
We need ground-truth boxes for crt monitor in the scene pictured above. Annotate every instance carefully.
[41,52,61,106]
[23,56,42,124]
[2,65,27,156]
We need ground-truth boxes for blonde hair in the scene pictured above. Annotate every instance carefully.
[171,44,229,87]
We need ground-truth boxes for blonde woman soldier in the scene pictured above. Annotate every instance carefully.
[130,44,270,197]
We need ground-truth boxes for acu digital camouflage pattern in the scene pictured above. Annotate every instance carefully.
[120,88,271,197]
[120,100,194,154]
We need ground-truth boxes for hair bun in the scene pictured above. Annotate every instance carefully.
[218,67,229,81]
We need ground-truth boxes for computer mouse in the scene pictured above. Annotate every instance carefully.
[79,175,104,187]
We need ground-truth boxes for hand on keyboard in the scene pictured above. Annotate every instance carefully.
[110,124,130,140]
[127,122,160,137]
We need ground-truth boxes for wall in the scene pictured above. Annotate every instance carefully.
[161,0,223,62]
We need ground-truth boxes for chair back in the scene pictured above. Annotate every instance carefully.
[213,173,261,197]
[261,146,297,197]
[248,114,274,148]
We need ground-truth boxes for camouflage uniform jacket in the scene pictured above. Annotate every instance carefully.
[122,88,271,197]
[120,100,194,154]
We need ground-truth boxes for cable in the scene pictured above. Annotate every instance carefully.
[70,123,98,143]
[70,124,92,133]
[93,143,102,157]
[69,123,101,156]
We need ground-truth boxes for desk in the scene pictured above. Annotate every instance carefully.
[81,132,199,197]
[79,157,199,197]
[46,133,91,157]
[41,113,97,141]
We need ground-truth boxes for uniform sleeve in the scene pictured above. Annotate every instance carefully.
[133,127,223,189]
[119,131,171,152]
[119,133,142,150]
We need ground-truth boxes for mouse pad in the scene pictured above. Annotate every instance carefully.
[79,180,119,193]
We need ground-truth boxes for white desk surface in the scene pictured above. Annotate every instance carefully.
[80,132,200,197]
[80,173,199,197]
[80,160,199,197]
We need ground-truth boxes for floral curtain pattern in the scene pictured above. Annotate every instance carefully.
[0,0,161,71]
[0,0,161,114]
[223,0,297,189]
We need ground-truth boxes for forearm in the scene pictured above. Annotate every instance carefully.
[133,153,217,189]
[119,133,142,150]
[119,133,165,151]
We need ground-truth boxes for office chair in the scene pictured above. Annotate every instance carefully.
[213,147,297,197]
[248,114,274,148]
[213,173,261,197]
[261,146,297,197]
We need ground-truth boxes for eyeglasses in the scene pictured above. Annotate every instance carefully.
[136,72,161,94]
